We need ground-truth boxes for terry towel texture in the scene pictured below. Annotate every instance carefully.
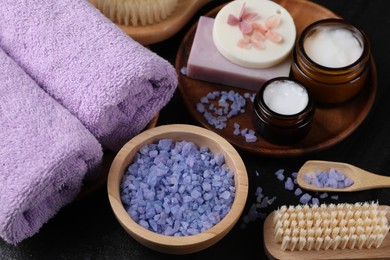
[0,0,178,151]
[0,48,103,244]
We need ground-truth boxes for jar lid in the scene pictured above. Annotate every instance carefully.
[213,0,296,69]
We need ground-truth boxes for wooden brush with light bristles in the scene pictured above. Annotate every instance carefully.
[89,0,179,26]
[264,202,390,259]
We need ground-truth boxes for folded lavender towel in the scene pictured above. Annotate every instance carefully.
[0,48,103,244]
[0,0,177,151]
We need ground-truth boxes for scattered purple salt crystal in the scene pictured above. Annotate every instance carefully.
[331,195,339,200]
[247,204,259,222]
[215,108,223,116]
[299,193,312,204]
[200,96,209,104]
[275,169,285,179]
[284,177,294,191]
[240,128,247,136]
[197,91,260,140]
[258,196,270,209]
[240,181,278,228]
[319,192,328,199]
[245,132,257,143]
[255,187,263,196]
[291,172,298,178]
[276,173,285,181]
[218,99,228,108]
[227,108,239,118]
[215,122,227,130]
[255,170,260,177]
[233,122,240,129]
[197,90,250,131]
[311,198,320,205]
[180,66,187,75]
[294,188,302,196]
[256,192,264,203]
[206,92,216,100]
[196,103,205,113]
[267,196,277,205]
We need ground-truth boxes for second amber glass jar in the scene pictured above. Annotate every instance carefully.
[253,77,315,144]
[291,19,370,104]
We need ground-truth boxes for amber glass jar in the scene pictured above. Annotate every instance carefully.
[253,77,315,144]
[291,19,370,104]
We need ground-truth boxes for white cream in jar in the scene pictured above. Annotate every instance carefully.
[263,80,308,115]
[303,27,363,68]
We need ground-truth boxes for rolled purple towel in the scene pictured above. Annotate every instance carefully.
[0,0,178,151]
[0,49,103,244]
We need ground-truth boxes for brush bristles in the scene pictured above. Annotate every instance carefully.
[273,202,389,251]
[90,0,179,26]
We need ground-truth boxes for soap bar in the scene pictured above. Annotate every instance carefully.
[187,16,291,92]
[213,0,296,68]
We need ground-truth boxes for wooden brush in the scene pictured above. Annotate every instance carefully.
[264,202,390,259]
[89,0,179,26]
[273,202,389,251]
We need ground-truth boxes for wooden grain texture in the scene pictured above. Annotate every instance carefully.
[107,124,249,254]
[264,206,390,260]
[111,0,212,45]
[175,0,377,157]
[297,160,390,192]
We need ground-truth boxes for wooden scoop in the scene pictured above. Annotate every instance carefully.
[297,160,390,192]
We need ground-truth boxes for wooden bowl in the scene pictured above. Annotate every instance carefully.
[107,124,248,254]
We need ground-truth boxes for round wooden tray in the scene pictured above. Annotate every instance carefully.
[175,0,377,158]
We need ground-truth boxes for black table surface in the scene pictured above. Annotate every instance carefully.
[2,1,390,259]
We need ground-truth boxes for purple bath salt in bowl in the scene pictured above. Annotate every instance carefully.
[120,139,236,237]
[303,168,354,189]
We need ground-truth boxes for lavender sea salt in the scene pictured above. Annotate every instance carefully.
[120,139,236,236]
[303,168,354,189]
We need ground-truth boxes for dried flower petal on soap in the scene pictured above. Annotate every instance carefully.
[252,15,283,43]
[237,33,265,50]
[227,3,257,34]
